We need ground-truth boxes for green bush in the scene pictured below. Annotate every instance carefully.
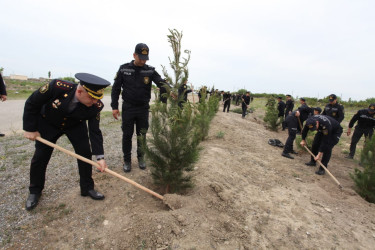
[263,98,280,131]
[350,134,375,203]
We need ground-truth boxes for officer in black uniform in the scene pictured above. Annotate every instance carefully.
[285,94,294,117]
[297,98,312,133]
[346,103,375,159]
[111,43,170,173]
[23,73,110,211]
[301,115,343,175]
[277,97,286,118]
[241,92,251,118]
[281,110,300,159]
[322,94,345,123]
[0,72,7,137]
[223,91,231,112]
[178,80,192,108]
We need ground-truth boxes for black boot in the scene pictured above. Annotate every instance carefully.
[123,161,132,172]
[345,154,353,159]
[138,158,146,170]
[26,193,41,211]
[315,168,325,175]
[305,161,316,166]
[282,152,294,159]
[81,189,105,200]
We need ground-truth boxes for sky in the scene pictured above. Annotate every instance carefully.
[1,0,374,101]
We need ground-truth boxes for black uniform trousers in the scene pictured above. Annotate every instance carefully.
[310,128,343,169]
[29,116,94,194]
[223,100,230,112]
[283,115,298,154]
[121,103,149,162]
[349,127,374,157]
[241,103,247,118]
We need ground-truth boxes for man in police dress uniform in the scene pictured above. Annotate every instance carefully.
[300,115,343,175]
[322,94,345,123]
[23,73,110,211]
[111,43,170,173]
[346,103,375,159]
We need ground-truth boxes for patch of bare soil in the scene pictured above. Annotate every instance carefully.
[3,106,375,249]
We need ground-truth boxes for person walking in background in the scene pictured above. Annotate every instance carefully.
[223,91,231,112]
[322,94,345,124]
[0,72,7,137]
[345,103,375,159]
[241,92,251,118]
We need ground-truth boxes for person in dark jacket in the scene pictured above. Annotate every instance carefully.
[223,91,231,112]
[23,73,110,211]
[277,97,286,118]
[301,115,343,175]
[111,43,171,173]
[241,92,251,118]
[297,98,312,133]
[178,80,192,108]
[322,94,345,123]
[281,110,300,159]
[282,95,294,131]
[0,72,7,137]
[345,104,375,159]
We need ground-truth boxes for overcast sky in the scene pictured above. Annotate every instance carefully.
[1,0,374,101]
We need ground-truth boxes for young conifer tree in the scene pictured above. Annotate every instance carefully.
[263,97,281,131]
[350,134,375,203]
[142,29,200,194]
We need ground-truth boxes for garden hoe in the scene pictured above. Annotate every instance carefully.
[297,117,342,189]
[35,137,183,210]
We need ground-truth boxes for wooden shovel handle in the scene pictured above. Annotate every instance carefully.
[303,145,342,188]
[36,136,164,200]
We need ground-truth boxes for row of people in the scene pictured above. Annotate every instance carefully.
[281,94,375,175]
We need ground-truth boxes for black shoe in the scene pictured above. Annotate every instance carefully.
[138,159,146,170]
[282,152,294,159]
[0,133,4,137]
[26,193,41,211]
[345,155,353,159]
[81,189,105,200]
[290,150,298,155]
[315,169,325,175]
[305,161,316,166]
[123,161,132,172]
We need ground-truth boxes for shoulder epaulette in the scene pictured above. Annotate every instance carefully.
[54,80,75,90]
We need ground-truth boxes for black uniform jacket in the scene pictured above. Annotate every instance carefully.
[298,103,312,122]
[285,100,294,113]
[302,115,342,152]
[242,95,250,105]
[0,73,7,95]
[278,101,286,117]
[178,84,192,102]
[111,61,167,109]
[23,79,105,155]
[322,103,345,123]
[348,109,375,130]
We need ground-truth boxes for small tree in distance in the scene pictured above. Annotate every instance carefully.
[263,97,281,131]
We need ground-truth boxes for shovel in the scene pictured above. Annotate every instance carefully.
[303,145,342,189]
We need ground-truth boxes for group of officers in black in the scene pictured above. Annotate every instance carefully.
[20,42,374,211]
[279,94,375,176]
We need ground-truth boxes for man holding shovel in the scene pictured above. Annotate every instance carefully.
[241,92,251,118]
[23,73,110,211]
[300,115,343,175]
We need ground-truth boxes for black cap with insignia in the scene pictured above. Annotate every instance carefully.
[135,43,149,60]
[305,118,318,131]
[329,94,337,101]
[75,73,111,100]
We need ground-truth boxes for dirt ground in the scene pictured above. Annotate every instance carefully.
[1,100,375,249]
